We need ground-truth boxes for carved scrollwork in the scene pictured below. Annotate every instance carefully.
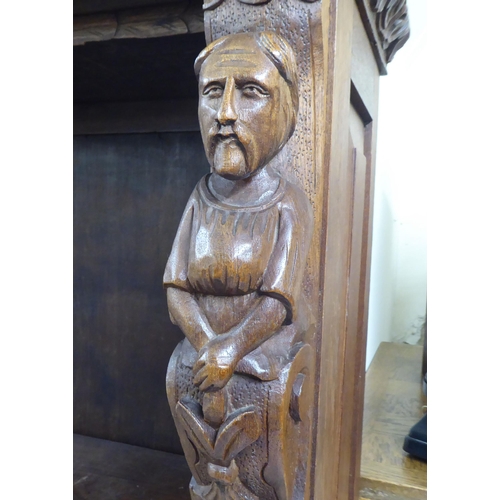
[203,0,319,12]
[371,0,410,62]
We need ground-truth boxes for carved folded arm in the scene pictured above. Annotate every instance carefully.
[225,294,287,355]
[164,198,219,350]
[166,287,216,352]
[260,189,313,324]
[193,295,287,392]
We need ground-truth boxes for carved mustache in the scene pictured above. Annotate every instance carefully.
[207,122,251,156]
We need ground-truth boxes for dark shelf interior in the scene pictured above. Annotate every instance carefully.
[74,32,206,104]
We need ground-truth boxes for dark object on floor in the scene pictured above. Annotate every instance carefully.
[403,413,427,461]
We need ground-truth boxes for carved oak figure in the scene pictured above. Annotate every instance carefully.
[164,31,314,499]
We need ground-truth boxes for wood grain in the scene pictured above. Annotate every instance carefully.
[201,1,398,498]
[74,2,204,45]
[348,6,382,499]
[73,13,118,45]
[73,434,192,500]
[72,1,409,498]
[164,32,316,499]
[73,132,210,453]
[360,342,427,500]
[315,0,358,497]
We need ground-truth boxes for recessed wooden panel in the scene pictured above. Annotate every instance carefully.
[73,132,210,453]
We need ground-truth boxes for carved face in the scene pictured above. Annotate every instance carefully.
[198,37,293,180]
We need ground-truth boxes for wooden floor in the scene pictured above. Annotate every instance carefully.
[74,434,192,500]
[359,342,427,500]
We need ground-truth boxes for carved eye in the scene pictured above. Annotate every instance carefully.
[203,85,223,98]
[241,84,269,98]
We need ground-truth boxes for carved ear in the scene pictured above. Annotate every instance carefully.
[213,406,262,461]
[176,398,216,456]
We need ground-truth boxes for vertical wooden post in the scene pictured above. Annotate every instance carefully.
[197,1,409,498]
[201,1,360,498]
[312,2,354,499]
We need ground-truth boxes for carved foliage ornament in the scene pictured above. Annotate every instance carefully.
[371,0,410,62]
[203,0,319,11]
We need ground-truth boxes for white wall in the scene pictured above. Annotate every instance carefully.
[365,0,427,369]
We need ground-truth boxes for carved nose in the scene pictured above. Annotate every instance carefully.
[217,82,237,126]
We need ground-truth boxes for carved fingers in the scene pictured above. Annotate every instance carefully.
[193,335,240,392]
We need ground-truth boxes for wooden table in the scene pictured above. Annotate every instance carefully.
[359,342,427,500]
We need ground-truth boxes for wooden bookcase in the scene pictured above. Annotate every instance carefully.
[73,1,409,498]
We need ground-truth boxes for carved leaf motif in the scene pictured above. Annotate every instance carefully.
[177,399,262,463]
[370,0,410,62]
[207,460,240,485]
[190,480,224,500]
[177,398,216,456]
[227,478,260,500]
[371,0,387,10]
[213,406,262,461]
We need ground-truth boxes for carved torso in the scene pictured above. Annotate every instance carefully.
[184,174,283,297]
[165,171,312,381]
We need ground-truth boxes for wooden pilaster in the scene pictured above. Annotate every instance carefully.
[201,0,408,498]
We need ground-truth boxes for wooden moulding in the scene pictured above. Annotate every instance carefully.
[72,0,409,74]
[73,2,204,45]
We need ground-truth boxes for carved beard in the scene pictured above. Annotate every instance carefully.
[208,123,257,180]
[213,138,247,180]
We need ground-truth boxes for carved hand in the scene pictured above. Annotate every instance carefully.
[193,334,241,392]
[166,288,216,352]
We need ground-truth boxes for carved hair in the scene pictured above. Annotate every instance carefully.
[194,31,299,138]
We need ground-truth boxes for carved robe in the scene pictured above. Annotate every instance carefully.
[164,171,313,380]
